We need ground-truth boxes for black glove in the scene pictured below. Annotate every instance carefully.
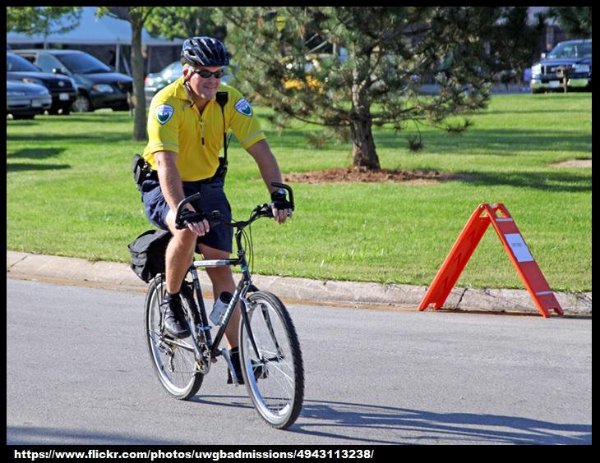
[271,188,293,211]
[175,208,206,230]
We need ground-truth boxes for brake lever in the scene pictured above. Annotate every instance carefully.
[261,204,274,218]
[250,203,273,220]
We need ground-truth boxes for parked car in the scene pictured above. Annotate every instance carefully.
[530,39,592,93]
[144,61,235,105]
[7,52,77,115]
[144,61,182,105]
[6,80,52,119]
[13,49,133,112]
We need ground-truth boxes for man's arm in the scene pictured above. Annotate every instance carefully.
[246,140,283,193]
[246,140,292,223]
[154,150,209,235]
[154,150,186,213]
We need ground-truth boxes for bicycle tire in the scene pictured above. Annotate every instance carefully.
[240,291,304,429]
[144,274,203,400]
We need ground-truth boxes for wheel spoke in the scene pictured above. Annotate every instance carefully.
[144,275,203,399]
[241,291,304,429]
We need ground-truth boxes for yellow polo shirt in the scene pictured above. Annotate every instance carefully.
[143,77,266,181]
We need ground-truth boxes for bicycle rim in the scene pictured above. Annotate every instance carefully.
[144,275,203,400]
[241,291,304,429]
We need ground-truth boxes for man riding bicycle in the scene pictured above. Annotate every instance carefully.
[139,36,292,383]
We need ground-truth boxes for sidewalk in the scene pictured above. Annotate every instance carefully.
[7,251,592,317]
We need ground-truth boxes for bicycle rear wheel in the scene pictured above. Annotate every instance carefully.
[144,275,203,400]
[240,291,304,429]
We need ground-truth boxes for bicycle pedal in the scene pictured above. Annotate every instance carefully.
[195,359,210,375]
[253,363,268,379]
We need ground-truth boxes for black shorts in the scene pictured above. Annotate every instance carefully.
[140,178,233,253]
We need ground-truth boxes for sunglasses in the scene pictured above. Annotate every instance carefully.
[193,68,225,79]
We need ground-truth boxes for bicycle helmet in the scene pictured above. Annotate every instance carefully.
[181,36,229,67]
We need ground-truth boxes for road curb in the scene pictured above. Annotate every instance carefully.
[7,251,592,316]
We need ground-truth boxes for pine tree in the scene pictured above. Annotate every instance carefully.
[221,7,506,171]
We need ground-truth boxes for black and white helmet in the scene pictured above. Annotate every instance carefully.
[181,36,229,67]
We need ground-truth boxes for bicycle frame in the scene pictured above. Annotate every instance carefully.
[190,243,257,353]
[145,181,304,428]
[169,181,293,380]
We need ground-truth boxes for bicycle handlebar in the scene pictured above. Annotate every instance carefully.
[174,182,294,230]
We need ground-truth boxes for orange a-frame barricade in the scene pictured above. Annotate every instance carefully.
[418,203,563,318]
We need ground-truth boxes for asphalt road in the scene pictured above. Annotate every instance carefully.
[6,279,591,445]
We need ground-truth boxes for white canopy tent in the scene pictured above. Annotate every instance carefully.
[7,7,183,73]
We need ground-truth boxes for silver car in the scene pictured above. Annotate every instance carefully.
[144,61,183,106]
[7,80,52,119]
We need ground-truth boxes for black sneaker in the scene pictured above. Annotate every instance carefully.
[161,296,189,339]
[227,348,267,384]
[227,347,244,384]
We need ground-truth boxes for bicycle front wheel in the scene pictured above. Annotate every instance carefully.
[240,291,304,429]
[144,275,203,400]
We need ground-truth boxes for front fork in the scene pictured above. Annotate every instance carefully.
[206,270,262,385]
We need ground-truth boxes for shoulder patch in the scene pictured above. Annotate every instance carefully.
[155,104,174,125]
[234,98,253,116]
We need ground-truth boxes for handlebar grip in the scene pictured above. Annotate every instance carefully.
[175,210,222,230]
[175,212,203,230]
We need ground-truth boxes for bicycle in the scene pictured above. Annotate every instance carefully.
[143,182,304,429]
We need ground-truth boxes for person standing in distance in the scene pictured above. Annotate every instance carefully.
[140,36,292,383]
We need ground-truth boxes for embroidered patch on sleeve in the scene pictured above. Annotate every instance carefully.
[155,104,174,125]
[234,98,253,116]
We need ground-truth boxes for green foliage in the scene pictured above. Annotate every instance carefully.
[489,7,546,76]
[145,7,225,40]
[7,7,82,35]
[547,7,592,38]
[6,94,592,292]
[220,7,522,169]
[224,7,498,128]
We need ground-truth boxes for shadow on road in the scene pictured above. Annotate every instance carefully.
[173,395,591,445]
[292,400,591,445]
[6,397,591,445]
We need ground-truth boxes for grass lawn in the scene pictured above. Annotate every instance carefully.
[6,93,591,292]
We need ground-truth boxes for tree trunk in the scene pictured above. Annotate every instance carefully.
[350,115,380,171]
[130,16,146,141]
[350,72,380,171]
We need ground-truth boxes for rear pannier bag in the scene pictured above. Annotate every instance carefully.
[127,229,172,282]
